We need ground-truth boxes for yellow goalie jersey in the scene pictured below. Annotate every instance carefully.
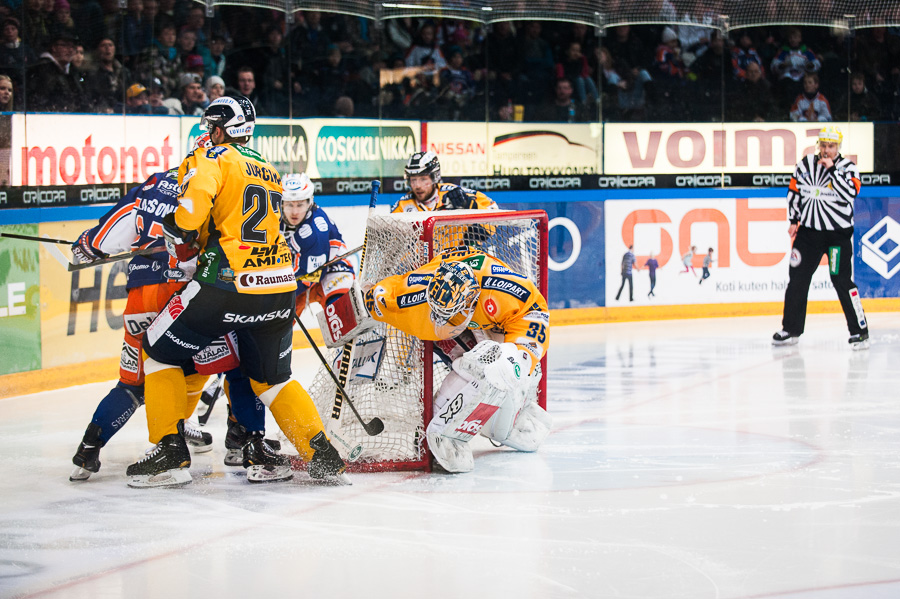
[391,183,498,213]
[176,143,295,295]
[365,250,548,371]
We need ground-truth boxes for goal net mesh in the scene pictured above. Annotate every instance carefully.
[306,209,546,471]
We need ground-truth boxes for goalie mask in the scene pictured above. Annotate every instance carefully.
[281,172,315,230]
[201,94,255,141]
[426,260,479,337]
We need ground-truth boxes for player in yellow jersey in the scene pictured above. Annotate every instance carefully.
[127,94,349,487]
[391,151,498,213]
[363,247,551,473]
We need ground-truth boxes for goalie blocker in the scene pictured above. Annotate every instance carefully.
[314,282,377,348]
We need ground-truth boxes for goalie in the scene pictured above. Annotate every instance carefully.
[363,248,551,473]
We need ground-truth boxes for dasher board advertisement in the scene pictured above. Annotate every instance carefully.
[604,122,874,174]
[604,197,843,306]
[426,122,601,178]
[12,114,182,186]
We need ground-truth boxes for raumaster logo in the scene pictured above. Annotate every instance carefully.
[406,273,432,287]
[316,126,416,178]
[398,289,427,308]
[482,276,529,300]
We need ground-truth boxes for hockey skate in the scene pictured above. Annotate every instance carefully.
[849,331,870,351]
[243,432,292,483]
[308,431,351,485]
[182,419,213,453]
[70,423,103,481]
[224,418,281,467]
[772,330,799,346]
[126,421,192,488]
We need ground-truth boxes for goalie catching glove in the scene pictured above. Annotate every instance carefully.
[161,212,199,262]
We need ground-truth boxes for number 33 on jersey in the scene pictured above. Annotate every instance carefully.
[176,142,295,295]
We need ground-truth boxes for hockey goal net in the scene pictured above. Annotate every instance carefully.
[306,209,548,472]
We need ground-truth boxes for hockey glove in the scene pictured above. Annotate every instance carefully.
[442,187,473,210]
[71,230,108,264]
[161,212,199,262]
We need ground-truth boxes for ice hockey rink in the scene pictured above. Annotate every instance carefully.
[2,312,900,599]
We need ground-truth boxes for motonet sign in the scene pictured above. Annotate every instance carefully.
[604,123,874,174]
[11,114,181,186]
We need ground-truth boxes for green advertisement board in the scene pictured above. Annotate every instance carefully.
[0,225,42,375]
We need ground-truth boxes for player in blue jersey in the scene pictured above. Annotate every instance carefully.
[280,173,355,316]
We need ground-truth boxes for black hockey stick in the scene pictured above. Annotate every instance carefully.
[297,244,364,284]
[293,312,384,436]
[197,373,223,426]
[0,232,75,245]
[67,247,162,271]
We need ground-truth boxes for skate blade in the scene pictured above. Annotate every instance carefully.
[224,449,243,467]
[127,468,192,488]
[187,443,214,454]
[69,467,93,482]
[247,465,293,483]
[318,471,352,486]
[772,338,799,346]
[851,340,870,351]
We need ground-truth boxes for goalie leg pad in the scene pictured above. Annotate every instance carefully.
[428,371,505,442]
[490,400,552,452]
[427,430,474,473]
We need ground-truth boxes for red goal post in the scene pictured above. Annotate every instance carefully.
[307,209,549,472]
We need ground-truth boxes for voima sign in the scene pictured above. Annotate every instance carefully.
[604,122,874,174]
[11,114,180,186]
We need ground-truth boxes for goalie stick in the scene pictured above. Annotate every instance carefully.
[294,312,384,437]
[331,180,379,433]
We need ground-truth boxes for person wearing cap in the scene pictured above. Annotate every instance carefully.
[0,17,37,81]
[177,71,208,115]
[115,82,150,114]
[772,125,869,350]
[85,37,131,113]
[26,31,84,112]
[205,75,224,102]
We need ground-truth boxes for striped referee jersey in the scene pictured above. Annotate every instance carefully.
[787,154,861,231]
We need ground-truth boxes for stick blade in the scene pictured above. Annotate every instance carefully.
[365,417,385,436]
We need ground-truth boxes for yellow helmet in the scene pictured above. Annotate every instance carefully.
[817,125,843,148]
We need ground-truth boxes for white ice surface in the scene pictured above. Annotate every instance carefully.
[2,313,900,599]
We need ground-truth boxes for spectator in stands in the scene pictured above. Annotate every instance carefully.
[236,65,264,113]
[555,41,599,105]
[205,74,224,102]
[315,43,349,114]
[676,0,715,67]
[85,37,131,113]
[484,20,518,110]
[771,27,820,104]
[181,5,208,47]
[615,61,653,122]
[836,72,881,122]
[405,21,446,75]
[48,0,78,48]
[260,25,290,116]
[691,30,727,120]
[437,45,475,120]
[0,17,37,86]
[652,27,687,121]
[122,0,152,61]
[605,25,646,74]
[26,31,84,112]
[146,78,172,113]
[290,10,331,68]
[386,17,414,58]
[532,77,590,122]
[334,94,353,117]
[790,72,831,122]
[172,72,207,115]
[176,28,202,71]
[23,0,51,54]
[289,54,317,116]
[204,33,225,81]
[516,21,555,106]
[71,0,104,56]
[853,26,900,108]
[115,82,151,113]
[135,22,180,96]
[731,31,764,81]
[0,73,15,111]
[728,60,777,121]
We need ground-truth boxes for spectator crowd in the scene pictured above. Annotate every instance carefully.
[1,0,899,122]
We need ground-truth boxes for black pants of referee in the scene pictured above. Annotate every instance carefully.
[781,226,868,337]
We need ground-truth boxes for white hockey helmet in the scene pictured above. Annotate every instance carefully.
[426,260,479,337]
[405,151,441,184]
[282,173,315,203]
[201,94,256,140]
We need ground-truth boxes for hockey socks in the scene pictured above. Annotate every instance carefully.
[225,368,266,432]
[90,383,143,446]
[251,378,325,461]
